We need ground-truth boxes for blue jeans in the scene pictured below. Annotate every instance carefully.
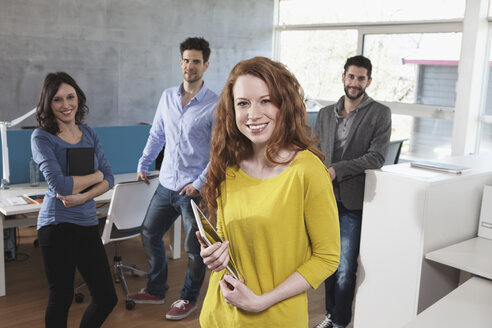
[141,184,205,303]
[324,202,362,327]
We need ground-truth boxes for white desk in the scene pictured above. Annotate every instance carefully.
[0,172,182,297]
[353,153,492,328]
[426,237,492,280]
[412,238,492,327]
[403,276,492,328]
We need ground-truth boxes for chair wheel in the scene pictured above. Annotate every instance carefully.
[75,293,84,303]
[125,300,136,310]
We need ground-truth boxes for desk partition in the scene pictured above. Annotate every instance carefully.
[0,125,154,185]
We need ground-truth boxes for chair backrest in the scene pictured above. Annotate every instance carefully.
[100,176,159,245]
[384,139,406,165]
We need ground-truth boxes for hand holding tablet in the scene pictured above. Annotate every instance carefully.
[191,199,241,280]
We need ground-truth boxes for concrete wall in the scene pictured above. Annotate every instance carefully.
[0,0,274,127]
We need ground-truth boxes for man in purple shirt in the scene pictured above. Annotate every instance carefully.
[128,37,218,321]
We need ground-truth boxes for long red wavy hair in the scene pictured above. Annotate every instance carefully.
[203,56,324,219]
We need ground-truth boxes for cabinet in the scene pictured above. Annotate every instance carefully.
[353,154,492,328]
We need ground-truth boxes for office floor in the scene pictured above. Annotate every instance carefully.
[0,226,327,327]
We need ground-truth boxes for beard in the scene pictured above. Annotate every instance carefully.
[344,85,365,100]
[183,71,203,83]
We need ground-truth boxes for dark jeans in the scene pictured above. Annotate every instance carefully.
[141,184,206,302]
[324,202,362,327]
[38,223,118,328]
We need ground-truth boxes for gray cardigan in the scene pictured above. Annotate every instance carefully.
[314,94,391,210]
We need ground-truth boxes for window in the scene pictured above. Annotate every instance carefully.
[279,30,357,100]
[279,0,465,25]
[275,0,470,160]
[482,41,492,116]
[363,33,462,105]
[478,27,492,153]
[363,32,462,159]
[479,123,492,153]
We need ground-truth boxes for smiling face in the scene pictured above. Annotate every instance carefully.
[180,49,209,84]
[342,65,372,100]
[233,74,279,152]
[51,83,78,125]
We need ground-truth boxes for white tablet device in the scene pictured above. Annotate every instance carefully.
[191,199,241,280]
[410,160,471,174]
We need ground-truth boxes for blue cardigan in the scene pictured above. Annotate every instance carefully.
[31,124,114,229]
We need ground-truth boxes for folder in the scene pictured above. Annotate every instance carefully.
[66,147,94,176]
[191,199,241,280]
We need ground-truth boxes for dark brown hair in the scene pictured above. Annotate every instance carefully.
[36,72,88,134]
[180,37,211,63]
[344,55,372,78]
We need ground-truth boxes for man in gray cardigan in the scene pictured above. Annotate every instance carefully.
[313,55,391,328]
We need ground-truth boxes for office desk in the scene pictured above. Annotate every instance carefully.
[425,237,492,280]
[354,154,492,328]
[403,276,492,328]
[412,237,492,327]
[0,172,182,297]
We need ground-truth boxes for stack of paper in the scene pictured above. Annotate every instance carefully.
[0,196,30,207]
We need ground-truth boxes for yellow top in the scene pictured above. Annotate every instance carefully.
[200,150,340,328]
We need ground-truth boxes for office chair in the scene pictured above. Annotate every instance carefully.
[384,139,407,165]
[74,176,159,310]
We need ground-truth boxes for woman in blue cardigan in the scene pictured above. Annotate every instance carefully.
[31,72,117,328]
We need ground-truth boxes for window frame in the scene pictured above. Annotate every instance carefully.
[274,19,462,120]
[477,21,492,151]
[274,0,492,157]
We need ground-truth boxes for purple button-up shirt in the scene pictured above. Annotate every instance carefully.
[137,82,218,192]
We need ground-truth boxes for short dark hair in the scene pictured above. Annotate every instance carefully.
[36,72,88,135]
[344,55,372,79]
[180,37,211,63]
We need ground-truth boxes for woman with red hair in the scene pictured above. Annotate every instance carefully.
[198,56,340,327]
